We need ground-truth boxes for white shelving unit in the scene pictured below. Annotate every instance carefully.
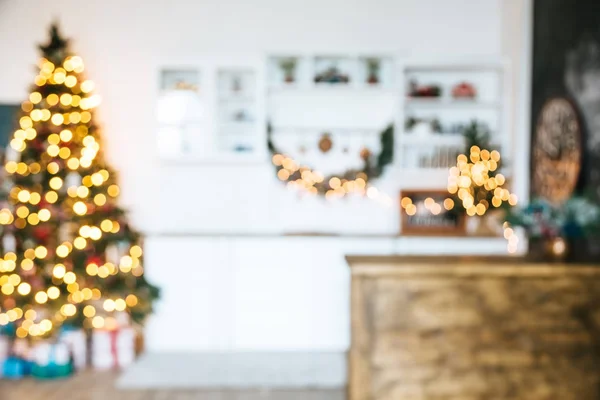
[155,58,509,177]
[156,68,203,159]
[266,54,397,174]
[216,68,259,154]
[398,61,507,172]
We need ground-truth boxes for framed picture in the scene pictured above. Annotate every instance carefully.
[400,189,466,236]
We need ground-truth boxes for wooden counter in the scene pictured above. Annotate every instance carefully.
[347,256,600,400]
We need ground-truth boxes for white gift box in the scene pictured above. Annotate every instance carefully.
[3,234,16,252]
[12,339,30,359]
[65,172,81,190]
[32,342,70,367]
[0,335,9,377]
[92,328,136,370]
[59,329,87,370]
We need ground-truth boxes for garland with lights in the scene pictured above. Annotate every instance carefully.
[267,122,394,198]
[0,24,159,339]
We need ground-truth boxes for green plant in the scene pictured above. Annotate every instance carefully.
[505,196,600,239]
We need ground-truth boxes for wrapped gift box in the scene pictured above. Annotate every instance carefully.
[59,328,87,371]
[92,328,136,370]
[31,341,72,379]
[2,339,34,380]
[0,335,8,369]
[3,357,27,380]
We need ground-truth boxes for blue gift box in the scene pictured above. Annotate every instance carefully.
[2,357,29,380]
[31,342,73,380]
[31,362,72,380]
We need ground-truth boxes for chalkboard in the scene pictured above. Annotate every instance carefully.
[400,190,465,236]
[533,0,600,260]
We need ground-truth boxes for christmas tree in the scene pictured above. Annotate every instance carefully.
[0,24,158,339]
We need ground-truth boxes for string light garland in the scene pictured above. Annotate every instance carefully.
[0,24,158,338]
[267,123,394,200]
[400,195,456,216]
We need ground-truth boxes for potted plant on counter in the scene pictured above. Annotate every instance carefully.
[505,196,600,262]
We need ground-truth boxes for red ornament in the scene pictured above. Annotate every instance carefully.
[3,298,16,309]
[100,204,115,213]
[86,255,103,266]
[32,225,52,242]
[29,276,44,291]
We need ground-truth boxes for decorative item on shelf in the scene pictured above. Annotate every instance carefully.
[452,82,477,99]
[234,145,253,153]
[400,190,465,236]
[411,121,432,137]
[405,117,443,135]
[174,80,198,92]
[417,146,461,169]
[231,76,242,93]
[365,58,381,85]
[279,58,297,83]
[268,123,394,199]
[504,196,600,261]
[408,80,442,98]
[232,109,251,122]
[315,62,350,84]
[318,132,333,153]
[360,147,372,161]
[448,122,469,134]
[31,341,73,379]
[430,118,442,134]
[161,68,200,93]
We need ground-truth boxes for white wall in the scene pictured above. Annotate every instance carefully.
[0,0,529,352]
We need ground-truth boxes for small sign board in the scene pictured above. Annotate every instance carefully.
[400,189,466,236]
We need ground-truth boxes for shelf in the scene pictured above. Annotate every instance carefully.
[219,120,256,127]
[268,85,396,94]
[218,96,255,102]
[404,98,500,108]
[401,134,465,146]
[158,153,268,166]
[270,125,383,132]
[404,65,503,73]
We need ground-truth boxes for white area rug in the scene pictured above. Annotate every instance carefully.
[117,352,347,389]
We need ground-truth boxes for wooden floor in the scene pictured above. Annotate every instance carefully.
[0,370,345,400]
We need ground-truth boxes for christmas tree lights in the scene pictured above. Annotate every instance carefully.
[0,24,158,339]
